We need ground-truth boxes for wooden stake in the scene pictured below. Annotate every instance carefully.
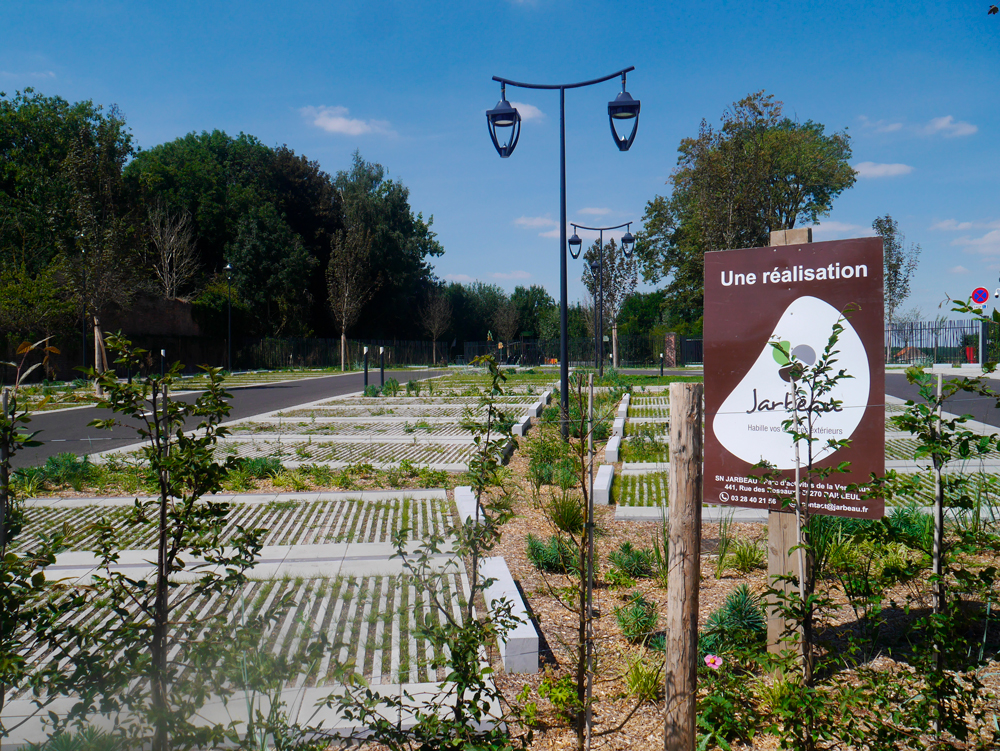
[766,228,812,656]
[664,382,702,751]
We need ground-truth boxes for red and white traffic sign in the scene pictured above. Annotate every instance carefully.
[972,287,989,307]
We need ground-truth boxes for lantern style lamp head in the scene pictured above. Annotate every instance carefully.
[608,73,640,152]
[225,262,232,276]
[486,83,521,158]
[589,259,601,277]
[621,227,635,258]
[568,230,583,259]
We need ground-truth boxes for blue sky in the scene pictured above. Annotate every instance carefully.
[4,0,1000,319]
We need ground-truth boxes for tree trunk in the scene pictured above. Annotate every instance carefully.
[341,331,346,372]
[432,338,437,366]
[612,322,619,369]
[93,315,104,397]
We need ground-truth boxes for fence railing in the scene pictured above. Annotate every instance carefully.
[885,320,983,365]
[463,332,677,368]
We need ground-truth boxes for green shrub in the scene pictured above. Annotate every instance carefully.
[527,534,579,574]
[363,384,381,397]
[548,494,584,534]
[625,655,663,703]
[608,541,654,579]
[729,538,765,573]
[383,377,401,396]
[234,456,282,478]
[538,672,582,723]
[699,583,766,657]
[405,379,421,396]
[614,592,659,643]
[41,453,96,490]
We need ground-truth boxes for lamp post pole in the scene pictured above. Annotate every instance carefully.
[81,247,87,373]
[569,222,636,379]
[487,68,640,438]
[225,263,233,372]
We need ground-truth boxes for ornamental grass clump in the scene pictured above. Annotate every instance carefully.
[527,533,579,575]
[614,592,659,643]
[608,541,654,579]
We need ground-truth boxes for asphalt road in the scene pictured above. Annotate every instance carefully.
[15,369,448,468]
[885,371,1000,429]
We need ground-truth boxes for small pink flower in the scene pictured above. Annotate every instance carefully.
[704,654,723,670]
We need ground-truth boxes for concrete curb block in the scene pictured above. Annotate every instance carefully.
[512,415,532,436]
[455,486,479,524]
[540,390,552,404]
[605,436,621,463]
[480,556,538,674]
[530,400,545,417]
[617,393,630,419]
[612,417,625,437]
[594,464,614,505]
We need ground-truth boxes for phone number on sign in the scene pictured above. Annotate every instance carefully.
[717,492,768,505]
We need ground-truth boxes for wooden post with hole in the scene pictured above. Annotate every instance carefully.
[664,382,703,751]
[766,228,813,657]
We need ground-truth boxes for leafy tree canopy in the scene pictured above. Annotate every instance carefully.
[636,91,856,327]
[510,284,555,338]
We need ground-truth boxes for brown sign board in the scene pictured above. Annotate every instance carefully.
[704,237,885,519]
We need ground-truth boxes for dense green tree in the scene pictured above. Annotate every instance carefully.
[334,152,442,338]
[538,303,589,341]
[617,291,666,337]
[636,91,856,326]
[0,89,134,274]
[510,285,555,338]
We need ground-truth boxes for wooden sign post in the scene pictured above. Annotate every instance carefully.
[766,228,811,655]
[664,382,703,751]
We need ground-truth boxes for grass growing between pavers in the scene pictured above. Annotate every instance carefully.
[15,453,461,498]
[612,472,669,507]
[13,495,452,554]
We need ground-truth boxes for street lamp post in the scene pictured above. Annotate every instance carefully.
[225,263,233,372]
[80,246,87,373]
[588,259,601,371]
[568,222,635,378]
[487,68,640,437]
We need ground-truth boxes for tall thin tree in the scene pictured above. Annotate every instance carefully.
[327,222,379,371]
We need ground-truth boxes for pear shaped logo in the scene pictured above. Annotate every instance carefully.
[712,296,870,470]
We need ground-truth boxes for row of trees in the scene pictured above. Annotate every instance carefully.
[0,89,445,370]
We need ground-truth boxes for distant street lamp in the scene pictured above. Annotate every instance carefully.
[487,67,640,437]
[80,242,87,372]
[569,221,635,378]
[225,263,233,372]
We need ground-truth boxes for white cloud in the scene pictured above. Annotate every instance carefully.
[951,230,1000,255]
[923,115,977,138]
[510,102,544,121]
[492,270,531,280]
[949,265,970,274]
[539,228,561,238]
[579,207,611,217]
[810,221,876,239]
[854,161,914,178]
[931,219,1000,231]
[300,106,395,136]
[445,273,477,283]
[0,70,55,79]
[858,115,903,134]
[514,215,557,229]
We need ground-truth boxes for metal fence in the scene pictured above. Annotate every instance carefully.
[885,320,983,365]
[462,333,680,368]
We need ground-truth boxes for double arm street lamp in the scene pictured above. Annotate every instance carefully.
[569,222,635,378]
[487,67,640,438]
